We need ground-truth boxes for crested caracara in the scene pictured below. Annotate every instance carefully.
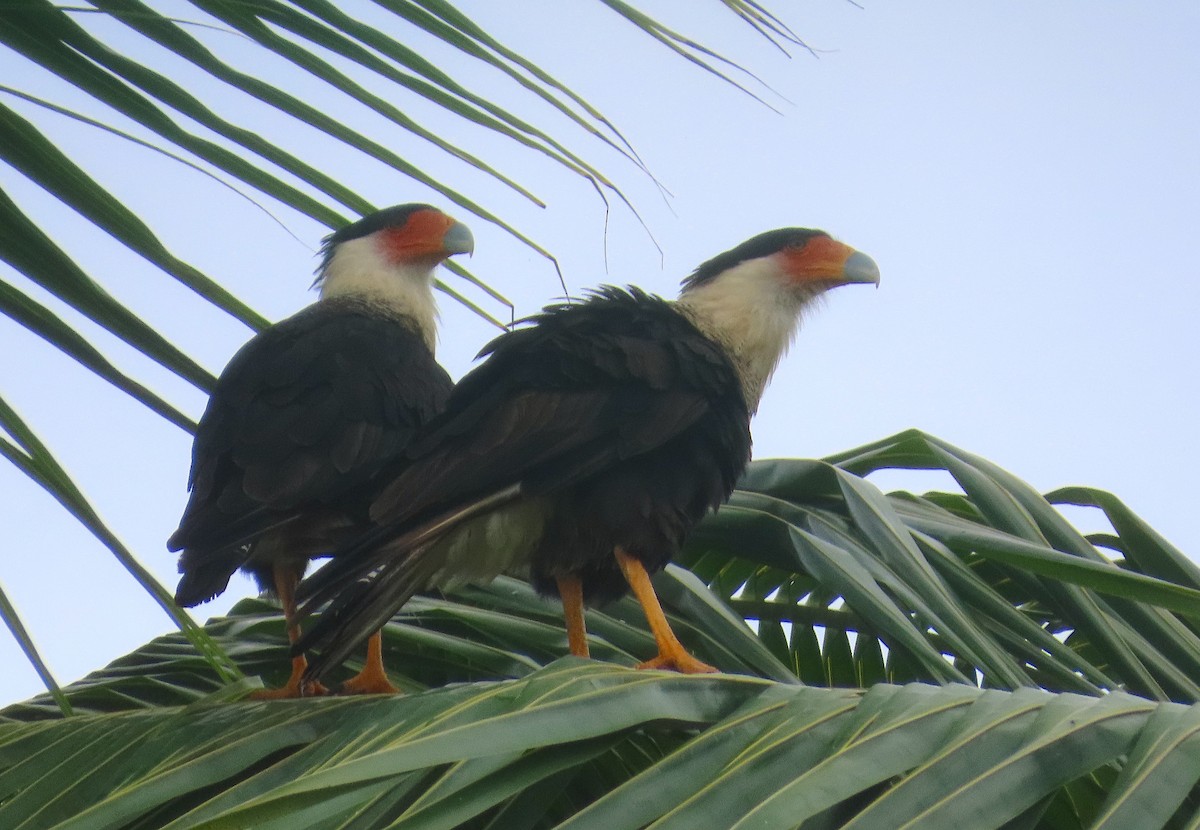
[168,203,472,697]
[296,228,878,680]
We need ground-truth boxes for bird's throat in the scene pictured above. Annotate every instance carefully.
[318,236,440,353]
[675,261,808,412]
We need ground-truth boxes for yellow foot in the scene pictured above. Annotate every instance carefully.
[338,631,400,694]
[339,672,400,695]
[636,651,718,674]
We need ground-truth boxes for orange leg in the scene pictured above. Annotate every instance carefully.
[250,563,329,700]
[557,574,590,658]
[339,630,400,695]
[614,547,716,674]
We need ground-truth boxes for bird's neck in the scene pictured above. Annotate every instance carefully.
[318,237,439,353]
[675,259,813,412]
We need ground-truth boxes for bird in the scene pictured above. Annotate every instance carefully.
[294,227,879,682]
[168,203,473,698]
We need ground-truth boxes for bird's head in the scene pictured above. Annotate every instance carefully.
[682,228,879,300]
[314,203,474,297]
[313,204,473,350]
[677,227,879,410]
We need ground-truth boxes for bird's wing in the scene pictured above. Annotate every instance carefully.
[170,304,451,604]
[374,289,740,523]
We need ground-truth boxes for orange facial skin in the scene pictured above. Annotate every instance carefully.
[779,234,880,290]
[782,234,855,282]
[381,208,466,265]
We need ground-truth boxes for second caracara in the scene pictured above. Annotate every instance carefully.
[296,228,879,680]
[168,203,472,697]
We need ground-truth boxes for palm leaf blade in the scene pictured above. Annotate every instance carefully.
[5,648,1200,830]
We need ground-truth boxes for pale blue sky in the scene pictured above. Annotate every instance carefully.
[1,2,1197,706]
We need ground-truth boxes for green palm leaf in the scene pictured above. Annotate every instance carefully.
[5,657,1200,829]
[683,430,1200,702]
[6,426,1199,826]
[12,429,1191,710]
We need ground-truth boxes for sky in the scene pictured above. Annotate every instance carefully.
[1,1,1197,707]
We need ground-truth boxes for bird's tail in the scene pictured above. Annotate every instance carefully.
[170,511,301,606]
[296,547,442,682]
[173,556,246,607]
[293,484,522,682]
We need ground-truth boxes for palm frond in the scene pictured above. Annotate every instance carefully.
[10,428,1196,719]
[6,426,1196,827]
[5,655,1200,829]
[685,429,1200,702]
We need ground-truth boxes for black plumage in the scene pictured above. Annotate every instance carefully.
[170,298,452,604]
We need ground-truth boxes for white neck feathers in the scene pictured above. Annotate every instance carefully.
[675,257,816,412]
[317,235,440,353]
